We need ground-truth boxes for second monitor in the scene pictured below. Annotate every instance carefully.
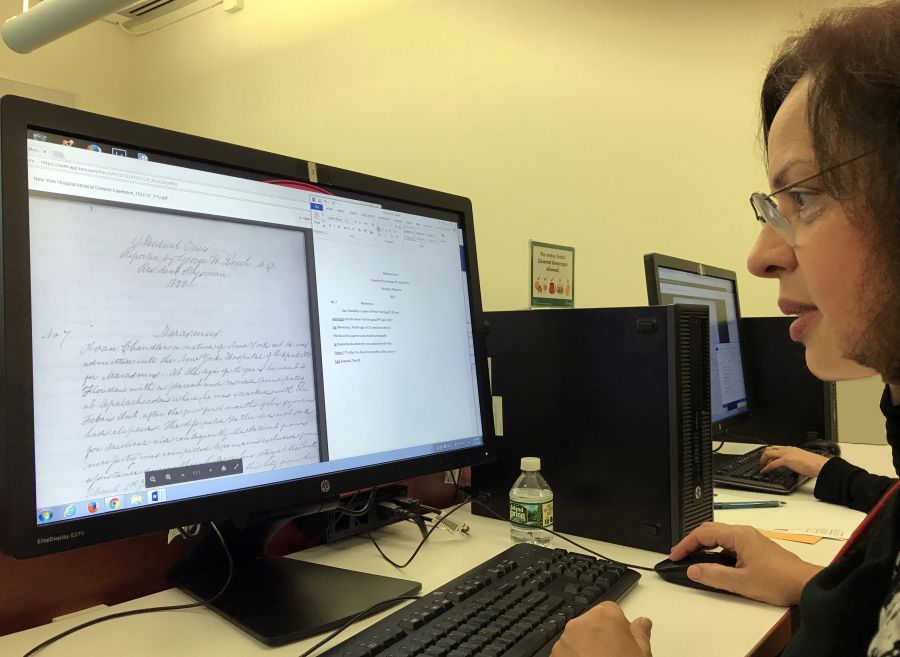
[644,253,749,437]
[644,252,838,448]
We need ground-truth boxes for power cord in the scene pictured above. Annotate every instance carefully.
[23,522,233,657]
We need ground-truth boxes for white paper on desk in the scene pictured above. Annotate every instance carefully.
[771,527,853,541]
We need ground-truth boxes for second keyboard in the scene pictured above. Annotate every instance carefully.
[714,446,807,494]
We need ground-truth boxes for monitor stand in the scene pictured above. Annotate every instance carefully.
[170,517,421,646]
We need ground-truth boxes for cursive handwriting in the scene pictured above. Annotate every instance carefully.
[78,329,319,497]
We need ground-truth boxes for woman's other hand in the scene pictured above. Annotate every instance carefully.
[759,445,830,477]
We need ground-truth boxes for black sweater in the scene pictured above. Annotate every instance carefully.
[782,387,900,657]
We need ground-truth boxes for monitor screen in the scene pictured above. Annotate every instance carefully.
[644,254,748,430]
[0,97,494,558]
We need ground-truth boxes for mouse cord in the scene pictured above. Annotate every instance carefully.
[469,499,656,572]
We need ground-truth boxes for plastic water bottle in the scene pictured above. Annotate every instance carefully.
[509,457,554,545]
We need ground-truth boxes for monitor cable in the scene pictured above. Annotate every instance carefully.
[22,521,233,657]
[336,486,379,517]
[449,467,467,503]
[367,496,472,569]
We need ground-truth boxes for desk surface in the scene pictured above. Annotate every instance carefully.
[1,442,894,657]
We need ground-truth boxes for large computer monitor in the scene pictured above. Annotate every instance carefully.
[0,96,495,644]
[644,253,749,436]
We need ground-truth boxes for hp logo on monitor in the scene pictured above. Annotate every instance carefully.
[320,480,331,493]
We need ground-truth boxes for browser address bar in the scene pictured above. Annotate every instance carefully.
[27,145,315,227]
[29,154,310,212]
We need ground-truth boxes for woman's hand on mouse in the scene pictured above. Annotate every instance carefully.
[759,445,830,477]
[551,602,652,657]
[669,522,822,606]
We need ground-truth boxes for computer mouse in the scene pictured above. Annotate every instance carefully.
[799,439,841,457]
[654,551,738,593]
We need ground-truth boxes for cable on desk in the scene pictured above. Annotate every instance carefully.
[296,594,422,657]
[23,521,234,657]
[449,467,467,503]
[468,499,656,573]
[367,497,472,569]
[336,486,379,517]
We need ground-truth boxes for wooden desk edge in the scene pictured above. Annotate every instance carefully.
[747,608,796,657]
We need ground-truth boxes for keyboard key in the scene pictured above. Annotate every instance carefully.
[498,630,550,656]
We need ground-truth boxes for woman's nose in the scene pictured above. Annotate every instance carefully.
[747,224,797,279]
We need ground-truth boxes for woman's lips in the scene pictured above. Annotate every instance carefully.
[789,310,821,341]
[779,300,820,342]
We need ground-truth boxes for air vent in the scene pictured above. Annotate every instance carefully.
[105,0,217,31]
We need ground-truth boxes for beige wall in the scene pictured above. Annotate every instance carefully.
[0,0,887,442]
[838,377,889,445]
[120,0,816,311]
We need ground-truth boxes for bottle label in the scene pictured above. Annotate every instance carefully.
[509,500,553,528]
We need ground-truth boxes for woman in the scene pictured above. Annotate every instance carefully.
[551,3,900,656]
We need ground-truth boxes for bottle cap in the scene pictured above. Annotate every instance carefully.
[520,457,541,471]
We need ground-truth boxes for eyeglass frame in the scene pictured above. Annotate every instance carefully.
[749,149,876,246]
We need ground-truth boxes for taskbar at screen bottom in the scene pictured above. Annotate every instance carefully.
[35,435,484,526]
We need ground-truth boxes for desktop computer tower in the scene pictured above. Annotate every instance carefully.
[730,316,838,445]
[472,305,713,553]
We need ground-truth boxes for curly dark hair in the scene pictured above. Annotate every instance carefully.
[760,1,900,381]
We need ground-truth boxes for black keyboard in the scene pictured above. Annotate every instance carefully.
[320,542,641,657]
[714,446,807,494]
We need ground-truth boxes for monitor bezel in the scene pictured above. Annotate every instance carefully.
[643,252,751,436]
[0,95,497,558]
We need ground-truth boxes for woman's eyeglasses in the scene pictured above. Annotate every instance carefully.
[749,150,876,245]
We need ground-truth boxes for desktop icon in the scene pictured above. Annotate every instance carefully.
[147,489,166,503]
[111,147,127,157]
[64,504,77,518]
[130,494,143,506]
[61,138,75,147]
[32,132,47,142]
[136,152,149,161]
[86,144,101,152]
[38,509,52,522]
[106,496,121,510]
[87,501,99,513]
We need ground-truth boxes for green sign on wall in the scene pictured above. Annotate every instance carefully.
[530,241,574,308]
